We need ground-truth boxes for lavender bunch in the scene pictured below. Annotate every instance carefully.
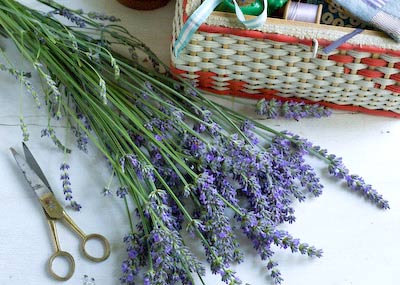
[0,1,388,284]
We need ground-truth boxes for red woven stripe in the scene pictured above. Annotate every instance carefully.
[197,71,217,88]
[390,73,400,82]
[199,88,400,118]
[329,54,354,63]
[229,80,247,96]
[201,86,278,98]
[170,64,187,74]
[171,63,400,118]
[386,85,400,93]
[354,46,387,54]
[265,34,300,44]
[388,50,400,57]
[361,58,387,67]
[358,69,384,78]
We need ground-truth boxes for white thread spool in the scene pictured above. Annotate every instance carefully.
[283,0,323,24]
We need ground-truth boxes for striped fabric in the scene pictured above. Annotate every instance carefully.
[362,0,389,9]
[371,10,400,41]
[334,0,399,42]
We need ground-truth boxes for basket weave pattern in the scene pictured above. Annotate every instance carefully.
[172,0,400,116]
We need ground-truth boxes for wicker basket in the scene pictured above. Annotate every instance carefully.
[171,0,400,117]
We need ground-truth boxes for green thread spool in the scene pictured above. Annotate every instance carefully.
[216,0,288,16]
[268,0,289,15]
[216,0,263,16]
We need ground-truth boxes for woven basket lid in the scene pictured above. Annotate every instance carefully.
[117,0,170,10]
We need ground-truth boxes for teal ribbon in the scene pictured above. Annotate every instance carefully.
[173,0,268,57]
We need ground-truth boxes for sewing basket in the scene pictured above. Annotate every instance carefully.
[171,0,400,117]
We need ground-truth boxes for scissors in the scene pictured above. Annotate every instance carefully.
[10,142,110,281]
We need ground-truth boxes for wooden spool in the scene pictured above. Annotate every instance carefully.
[283,0,323,24]
[116,0,170,10]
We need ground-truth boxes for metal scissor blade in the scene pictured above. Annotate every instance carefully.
[10,146,64,219]
[10,147,53,199]
[22,142,52,191]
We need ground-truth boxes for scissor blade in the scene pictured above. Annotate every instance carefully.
[22,142,52,191]
[10,147,53,198]
[10,147,64,219]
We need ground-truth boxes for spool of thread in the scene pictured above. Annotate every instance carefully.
[283,0,323,24]
[216,0,264,16]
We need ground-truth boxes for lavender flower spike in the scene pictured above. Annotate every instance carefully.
[318,150,390,209]
[256,98,331,119]
[60,162,82,211]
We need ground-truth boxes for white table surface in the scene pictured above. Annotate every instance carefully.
[1,1,400,285]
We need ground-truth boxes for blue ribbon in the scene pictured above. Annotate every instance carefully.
[173,0,268,57]
[323,28,364,54]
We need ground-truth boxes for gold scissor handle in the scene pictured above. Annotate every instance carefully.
[47,219,75,281]
[62,211,111,262]
[46,213,110,281]
[48,250,75,281]
[81,233,111,262]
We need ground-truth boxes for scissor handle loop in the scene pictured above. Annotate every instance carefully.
[48,250,75,281]
[81,233,111,262]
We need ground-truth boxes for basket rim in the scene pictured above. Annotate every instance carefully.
[179,0,400,54]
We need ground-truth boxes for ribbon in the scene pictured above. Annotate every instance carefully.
[323,28,364,54]
[173,0,268,57]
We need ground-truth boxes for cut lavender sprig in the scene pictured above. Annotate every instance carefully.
[256,98,332,120]
[60,162,82,211]
[0,63,40,108]
[50,7,86,27]
[324,152,390,209]
[19,116,29,142]
[87,11,120,22]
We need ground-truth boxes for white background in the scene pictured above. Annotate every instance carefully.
[1,1,400,285]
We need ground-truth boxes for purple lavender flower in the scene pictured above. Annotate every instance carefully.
[256,98,331,120]
[51,8,86,27]
[116,186,128,198]
[194,172,243,279]
[270,268,284,285]
[146,227,205,285]
[70,113,91,152]
[76,132,89,152]
[120,233,147,284]
[70,200,82,211]
[256,98,280,118]
[182,134,206,156]
[60,163,81,211]
[41,128,51,137]
[238,211,322,284]
[87,12,120,22]
[129,133,145,147]
[102,187,112,197]
[193,123,206,133]
[313,148,390,209]
[269,134,324,199]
